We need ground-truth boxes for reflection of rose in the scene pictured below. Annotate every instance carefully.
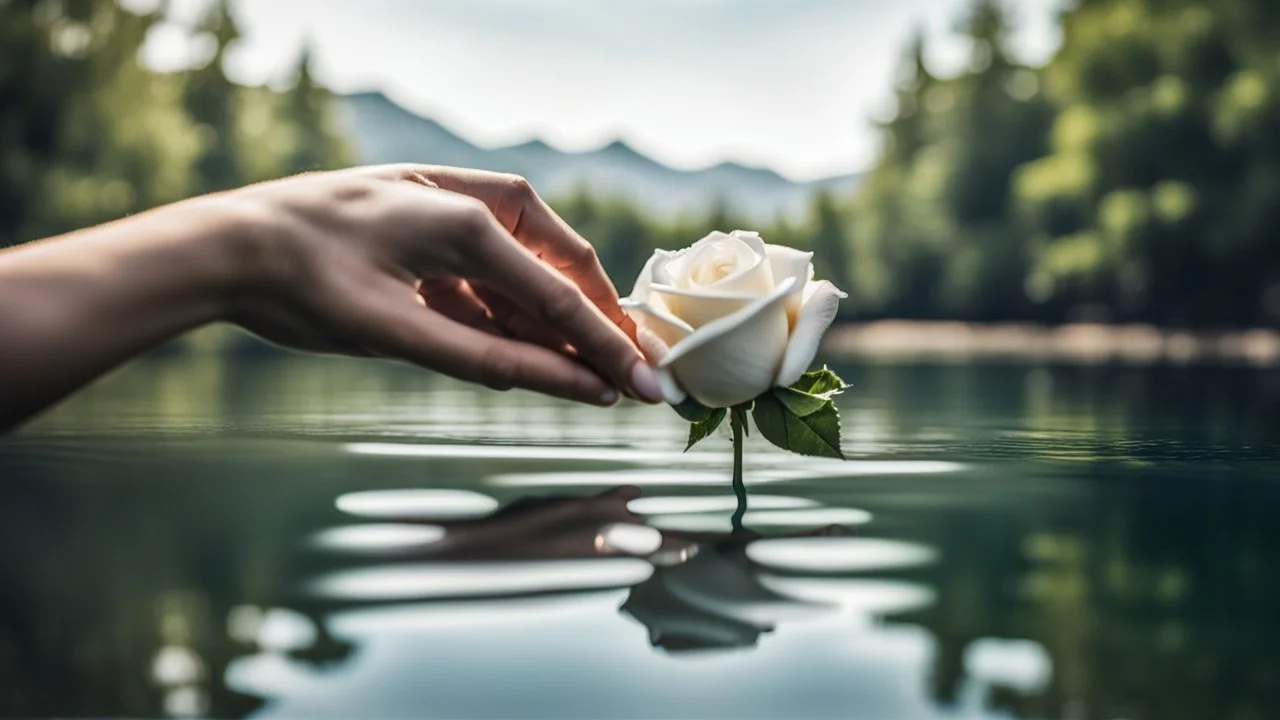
[621,231,845,408]
[621,544,828,653]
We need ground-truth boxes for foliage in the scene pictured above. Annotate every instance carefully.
[562,0,1280,328]
[3,0,1277,328]
[851,0,1280,326]
[0,0,351,249]
[683,368,848,460]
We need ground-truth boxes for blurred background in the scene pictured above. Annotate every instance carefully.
[4,0,1279,347]
[4,4,1280,718]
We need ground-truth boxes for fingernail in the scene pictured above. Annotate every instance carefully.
[599,387,620,406]
[629,360,664,403]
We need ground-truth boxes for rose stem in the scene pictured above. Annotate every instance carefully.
[730,409,748,533]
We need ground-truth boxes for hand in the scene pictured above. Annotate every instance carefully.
[221,165,664,406]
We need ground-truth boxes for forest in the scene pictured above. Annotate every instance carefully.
[3,0,1278,327]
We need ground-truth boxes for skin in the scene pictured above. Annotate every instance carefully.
[0,164,667,431]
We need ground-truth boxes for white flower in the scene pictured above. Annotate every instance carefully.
[620,230,846,408]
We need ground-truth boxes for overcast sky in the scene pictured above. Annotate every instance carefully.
[142,0,1066,180]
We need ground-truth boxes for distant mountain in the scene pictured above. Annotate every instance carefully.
[337,91,860,221]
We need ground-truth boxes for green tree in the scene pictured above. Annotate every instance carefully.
[183,0,242,193]
[851,0,1052,320]
[280,44,352,176]
[807,190,855,297]
[1015,0,1280,325]
[0,0,200,247]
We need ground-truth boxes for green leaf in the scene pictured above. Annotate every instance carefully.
[790,367,849,399]
[672,396,716,423]
[751,393,845,460]
[751,393,790,450]
[772,386,829,417]
[686,408,726,450]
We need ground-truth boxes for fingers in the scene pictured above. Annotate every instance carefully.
[460,213,664,403]
[420,276,577,355]
[417,277,500,334]
[344,166,661,403]
[469,282,575,354]
[401,166,637,338]
[360,288,622,407]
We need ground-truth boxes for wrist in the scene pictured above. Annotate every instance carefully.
[184,190,292,322]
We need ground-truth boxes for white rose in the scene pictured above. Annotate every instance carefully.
[620,230,846,408]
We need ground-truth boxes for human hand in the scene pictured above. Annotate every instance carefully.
[218,165,664,405]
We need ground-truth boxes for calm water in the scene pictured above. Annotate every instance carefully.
[1,353,1278,719]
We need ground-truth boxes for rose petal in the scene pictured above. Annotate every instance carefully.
[649,285,754,330]
[624,253,694,364]
[774,280,847,388]
[654,367,687,405]
[649,249,681,288]
[620,297,693,363]
[765,244,815,328]
[659,276,799,408]
[675,231,774,297]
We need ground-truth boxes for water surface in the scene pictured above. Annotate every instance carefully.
[1,354,1278,719]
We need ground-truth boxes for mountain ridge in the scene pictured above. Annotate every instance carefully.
[336,90,860,220]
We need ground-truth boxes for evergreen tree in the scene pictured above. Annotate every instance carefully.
[885,29,935,166]
[1015,0,1280,324]
[0,0,199,247]
[183,0,242,193]
[281,44,352,176]
[808,190,855,298]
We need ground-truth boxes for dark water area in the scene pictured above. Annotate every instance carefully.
[1,355,1278,719]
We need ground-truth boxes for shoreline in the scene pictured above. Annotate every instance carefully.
[824,321,1280,367]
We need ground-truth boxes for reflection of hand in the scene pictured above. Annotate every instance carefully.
[425,486,647,559]
[407,486,849,561]
[303,487,858,653]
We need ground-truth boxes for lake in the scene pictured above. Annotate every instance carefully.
[1,353,1278,719]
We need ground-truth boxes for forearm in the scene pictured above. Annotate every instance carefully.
[0,198,249,430]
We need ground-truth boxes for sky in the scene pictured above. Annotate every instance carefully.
[141,0,1067,181]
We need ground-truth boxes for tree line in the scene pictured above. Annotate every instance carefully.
[565,0,1280,328]
[0,0,350,248]
[3,0,1278,327]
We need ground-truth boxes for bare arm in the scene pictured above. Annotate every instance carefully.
[0,198,246,428]
[0,166,664,431]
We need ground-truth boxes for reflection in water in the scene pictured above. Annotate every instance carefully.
[755,577,937,615]
[350,441,966,478]
[622,543,832,653]
[288,487,928,666]
[490,469,731,487]
[2,357,1279,718]
[627,495,817,514]
[226,608,318,653]
[307,559,655,602]
[595,523,663,555]
[334,489,499,519]
[647,507,873,532]
[963,638,1053,695]
[747,537,938,573]
[309,524,447,554]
